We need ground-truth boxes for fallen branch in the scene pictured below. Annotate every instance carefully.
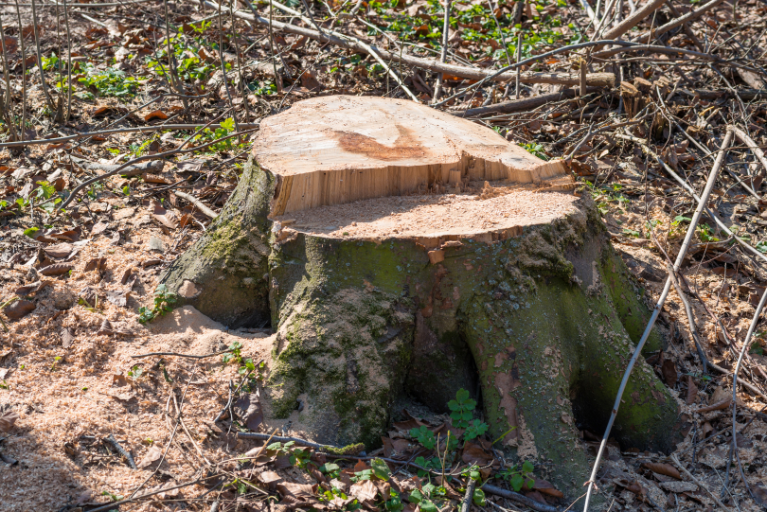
[457,88,601,117]
[131,348,232,359]
[460,478,476,512]
[189,0,615,89]
[70,155,164,178]
[582,128,735,512]
[236,432,365,455]
[482,483,562,512]
[601,0,665,43]
[173,190,219,219]
[633,0,727,43]
[729,290,766,502]
[85,474,213,512]
[730,125,768,171]
[104,433,137,470]
[0,123,258,148]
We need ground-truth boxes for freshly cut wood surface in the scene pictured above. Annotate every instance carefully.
[253,95,568,215]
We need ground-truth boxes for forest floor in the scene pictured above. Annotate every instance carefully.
[0,0,765,511]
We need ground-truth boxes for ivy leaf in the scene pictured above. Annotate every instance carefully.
[510,474,524,492]
[522,461,535,473]
[473,489,486,507]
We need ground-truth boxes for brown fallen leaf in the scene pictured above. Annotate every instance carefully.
[61,327,75,348]
[350,480,377,508]
[39,263,74,276]
[259,470,283,485]
[686,375,697,405]
[149,200,178,229]
[106,289,128,307]
[643,462,682,480]
[142,258,163,267]
[84,257,107,273]
[3,300,35,319]
[661,359,677,387]
[532,478,564,498]
[144,110,169,122]
[461,441,494,466]
[137,446,165,470]
[14,280,50,297]
[142,173,172,185]
[276,482,315,498]
[0,409,19,432]
[44,243,73,259]
[233,390,263,431]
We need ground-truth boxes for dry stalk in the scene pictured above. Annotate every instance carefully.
[582,128,735,512]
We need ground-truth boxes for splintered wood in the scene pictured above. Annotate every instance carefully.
[253,95,571,215]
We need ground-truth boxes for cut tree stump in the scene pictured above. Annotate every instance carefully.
[162,96,684,501]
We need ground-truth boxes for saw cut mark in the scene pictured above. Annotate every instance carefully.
[333,125,427,161]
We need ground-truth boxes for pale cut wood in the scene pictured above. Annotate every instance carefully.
[253,96,568,216]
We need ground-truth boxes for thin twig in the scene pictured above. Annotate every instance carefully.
[131,348,233,359]
[582,128,735,512]
[670,454,732,511]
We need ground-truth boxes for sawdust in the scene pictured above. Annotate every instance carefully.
[0,303,274,512]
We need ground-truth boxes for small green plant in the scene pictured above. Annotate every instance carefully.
[756,241,766,254]
[519,142,549,160]
[50,356,62,371]
[319,462,341,479]
[622,228,640,238]
[267,441,312,469]
[138,284,178,324]
[222,341,243,365]
[464,419,489,441]
[0,380,8,390]
[409,425,436,450]
[193,117,238,153]
[79,64,141,98]
[696,224,719,243]
[101,490,124,502]
[497,460,535,491]
[408,483,438,512]
[672,215,691,227]
[414,456,441,477]
[128,365,143,380]
[447,388,476,429]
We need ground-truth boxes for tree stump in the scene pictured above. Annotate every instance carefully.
[162,96,683,499]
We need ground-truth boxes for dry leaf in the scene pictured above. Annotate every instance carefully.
[14,281,49,297]
[349,480,377,507]
[44,243,73,259]
[233,390,263,431]
[39,263,74,276]
[3,300,35,319]
[533,478,564,498]
[686,375,697,405]
[106,289,128,307]
[84,257,107,272]
[144,110,169,122]
[461,441,494,466]
[0,409,19,432]
[149,200,179,229]
[276,482,314,498]
[142,173,172,185]
[61,327,75,348]
[661,359,677,387]
[643,462,682,480]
